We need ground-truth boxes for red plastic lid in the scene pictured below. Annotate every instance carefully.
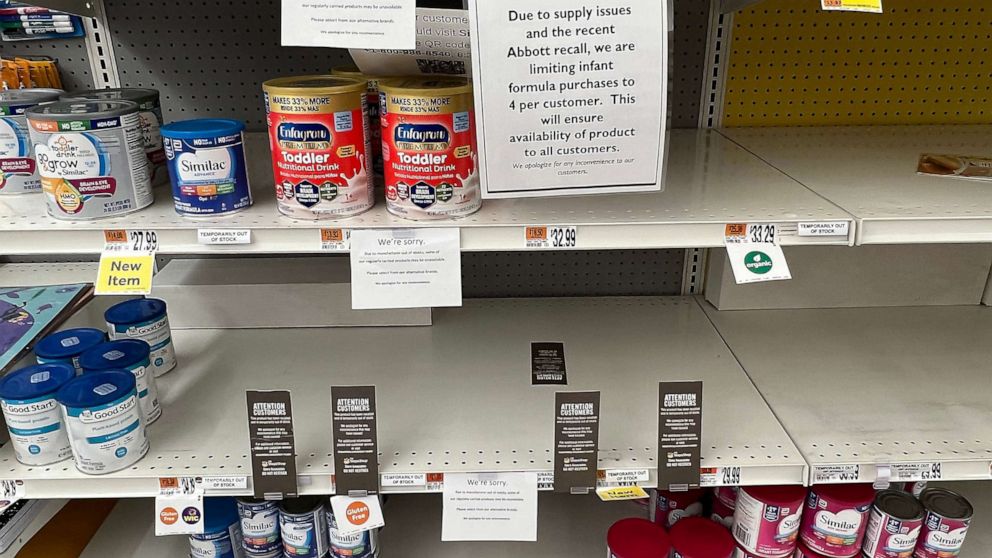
[669,517,734,558]
[812,483,875,506]
[795,542,830,558]
[607,518,671,558]
[741,485,807,506]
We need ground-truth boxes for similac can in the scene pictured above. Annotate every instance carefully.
[862,490,924,558]
[378,77,481,220]
[712,496,737,530]
[0,363,74,466]
[732,485,806,558]
[60,88,166,181]
[0,88,62,194]
[190,497,244,558]
[331,65,382,177]
[160,119,253,217]
[279,497,328,558]
[902,482,927,498]
[79,339,161,424]
[26,100,153,220]
[733,544,764,558]
[799,483,874,557]
[654,488,706,529]
[104,298,177,377]
[56,370,149,474]
[327,501,378,558]
[262,76,374,220]
[35,327,106,374]
[607,518,670,558]
[715,486,740,509]
[669,517,735,558]
[237,498,281,556]
[914,488,972,558]
[793,543,829,558]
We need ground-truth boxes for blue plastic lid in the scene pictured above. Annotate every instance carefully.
[79,340,151,372]
[56,370,135,409]
[0,363,75,401]
[35,328,107,359]
[203,497,239,533]
[104,298,167,326]
[161,119,245,139]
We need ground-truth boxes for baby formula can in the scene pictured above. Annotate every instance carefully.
[732,544,764,558]
[160,119,253,217]
[60,88,165,180]
[799,483,873,557]
[914,488,972,558]
[862,490,924,558]
[56,370,149,474]
[732,485,806,558]
[654,488,706,529]
[190,497,244,558]
[606,518,670,558]
[104,298,177,377]
[0,88,62,194]
[35,327,106,374]
[715,486,740,509]
[378,77,480,220]
[327,501,378,558]
[331,66,383,177]
[262,76,374,220]
[79,339,161,424]
[793,543,829,558]
[712,496,737,530]
[237,497,281,555]
[0,363,74,466]
[670,517,735,558]
[26,100,153,220]
[279,496,328,558]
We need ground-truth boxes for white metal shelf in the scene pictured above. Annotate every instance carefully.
[0,296,806,499]
[0,500,66,558]
[702,301,992,486]
[0,130,853,255]
[720,126,992,245]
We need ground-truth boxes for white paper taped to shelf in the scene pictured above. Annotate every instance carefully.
[798,221,850,237]
[469,0,668,198]
[813,464,861,484]
[197,229,251,245]
[199,476,249,491]
[599,468,649,485]
[280,0,416,49]
[381,473,426,488]
[724,224,791,285]
[329,495,385,536]
[350,9,471,76]
[441,472,538,541]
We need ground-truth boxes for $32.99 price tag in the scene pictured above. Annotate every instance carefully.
[525,226,577,249]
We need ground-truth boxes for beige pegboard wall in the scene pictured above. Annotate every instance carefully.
[723,0,992,126]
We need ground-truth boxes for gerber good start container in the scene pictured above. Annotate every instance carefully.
[35,327,106,374]
[104,298,177,378]
[79,339,161,424]
[0,363,75,466]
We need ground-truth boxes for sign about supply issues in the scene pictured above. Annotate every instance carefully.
[468,0,668,198]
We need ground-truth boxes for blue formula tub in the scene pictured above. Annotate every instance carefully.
[79,339,161,424]
[35,327,106,374]
[0,363,75,466]
[104,298,177,378]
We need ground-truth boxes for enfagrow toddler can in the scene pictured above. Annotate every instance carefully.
[190,497,244,558]
[160,119,253,217]
[262,76,374,220]
[79,339,162,424]
[26,100,153,220]
[799,483,873,557]
[862,490,923,558]
[914,488,972,558]
[279,497,328,558]
[327,502,378,558]
[732,485,806,558]
[0,88,62,194]
[56,370,149,474]
[104,298,177,378]
[35,327,106,374]
[331,66,383,177]
[237,497,281,556]
[0,363,74,466]
[379,77,481,220]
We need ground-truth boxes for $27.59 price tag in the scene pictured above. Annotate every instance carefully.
[525,226,577,249]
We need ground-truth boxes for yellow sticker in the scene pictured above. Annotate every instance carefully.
[596,486,649,501]
[820,0,882,13]
[95,253,155,295]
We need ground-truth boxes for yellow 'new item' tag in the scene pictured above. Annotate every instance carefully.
[596,485,649,501]
[96,253,155,295]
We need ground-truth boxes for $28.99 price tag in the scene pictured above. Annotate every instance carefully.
[525,226,577,249]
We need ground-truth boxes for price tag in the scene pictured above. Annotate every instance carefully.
[155,477,204,536]
[724,223,791,285]
[320,228,351,251]
[525,225,577,249]
[891,462,942,482]
[329,495,385,536]
[699,466,742,487]
[596,485,649,501]
[426,473,444,492]
[821,0,882,13]
[197,229,252,245]
[813,464,861,484]
[798,221,851,237]
[104,229,159,253]
[381,473,426,488]
[0,480,23,513]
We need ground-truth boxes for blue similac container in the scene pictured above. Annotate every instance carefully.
[237,498,282,555]
[190,497,244,558]
[280,497,328,558]
[35,328,106,374]
[79,339,161,424]
[0,363,75,466]
[104,298,177,378]
[56,370,149,474]
[160,119,253,218]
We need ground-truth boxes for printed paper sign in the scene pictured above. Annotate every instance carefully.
[599,469,649,485]
[155,477,204,536]
[442,472,538,541]
[381,473,426,488]
[658,381,702,490]
[813,464,861,483]
[596,485,649,501]
[246,391,299,499]
[798,222,850,237]
[197,229,251,245]
[351,8,471,76]
[821,0,882,13]
[469,0,668,198]
[553,391,600,493]
[350,228,462,310]
[198,476,249,491]
[281,0,416,49]
[724,224,791,285]
[329,495,385,536]
[332,386,379,495]
[531,342,567,385]
[95,253,155,295]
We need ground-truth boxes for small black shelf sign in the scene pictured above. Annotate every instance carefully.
[657,381,703,491]
[531,342,567,385]
[331,385,380,496]
[246,390,299,499]
[553,391,600,493]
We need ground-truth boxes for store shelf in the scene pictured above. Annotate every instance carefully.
[0,296,806,499]
[0,130,854,256]
[703,301,992,486]
[0,499,67,558]
[720,126,992,245]
[0,262,97,287]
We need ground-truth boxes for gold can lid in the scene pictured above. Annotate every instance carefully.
[262,75,367,96]
[378,76,472,96]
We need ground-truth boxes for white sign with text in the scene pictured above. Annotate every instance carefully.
[281,0,416,49]
[441,472,538,541]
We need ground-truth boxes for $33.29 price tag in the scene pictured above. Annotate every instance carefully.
[525,226,577,249]
[724,223,791,285]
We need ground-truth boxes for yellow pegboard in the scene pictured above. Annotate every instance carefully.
[723,0,992,126]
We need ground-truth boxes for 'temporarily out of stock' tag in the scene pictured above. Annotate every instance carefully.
[197,229,252,245]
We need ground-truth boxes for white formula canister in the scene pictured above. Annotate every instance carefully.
[79,339,161,424]
[26,99,153,220]
[0,363,75,466]
[56,370,149,474]
[0,88,62,194]
[104,298,177,378]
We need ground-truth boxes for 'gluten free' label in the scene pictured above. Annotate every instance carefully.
[531,342,567,385]
[332,386,379,495]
